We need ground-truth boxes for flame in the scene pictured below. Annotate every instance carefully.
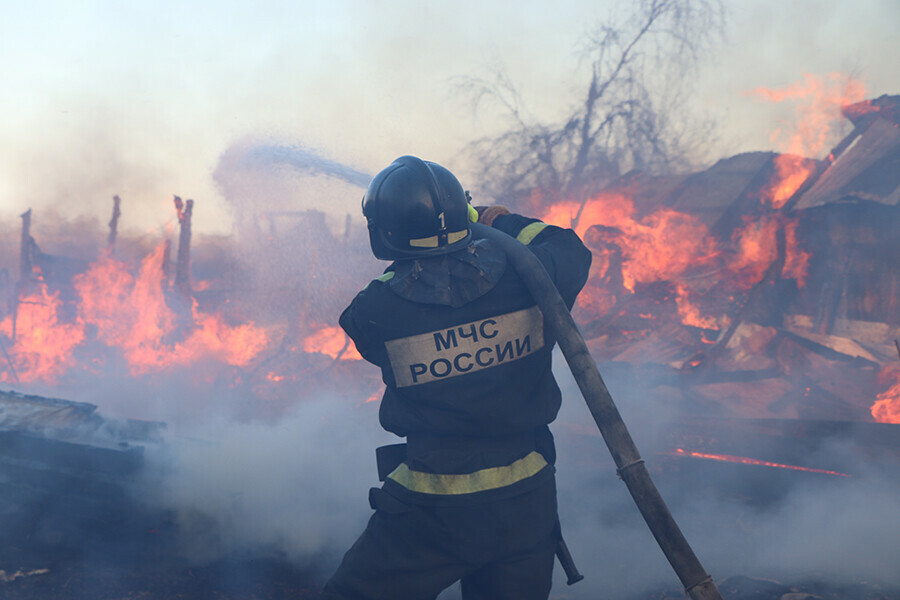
[180,307,269,368]
[0,285,85,384]
[871,366,900,424]
[783,218,810,287]
[670,448,851,477]
[674,283,718,330]
[749,72,867,208]
[71,243,269,374]
[728,215,779,287]
[303,325,362,361]
[764,154,816,208]
[0,243,270,383]
[541,189,811,329]
[542,192,717,293]
[727,215,810,289]
[73,245,174,369]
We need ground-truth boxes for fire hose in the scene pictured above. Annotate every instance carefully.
[471,223,724,600]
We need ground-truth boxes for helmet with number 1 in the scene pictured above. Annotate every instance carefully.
[362,155,472,260]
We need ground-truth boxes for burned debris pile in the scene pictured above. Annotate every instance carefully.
[519,95,900,492]
[0,390,164,584]
[548,96,900,424]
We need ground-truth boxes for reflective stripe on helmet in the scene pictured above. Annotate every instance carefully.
[409,236,439,248]
[516,222,550,245]
[409,229,468,248]
[386,451,547,495]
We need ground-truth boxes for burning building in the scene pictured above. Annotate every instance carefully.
[1,91,900,599]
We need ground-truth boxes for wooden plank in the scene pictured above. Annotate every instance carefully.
[794,117,900,209]
[781,329,881,364]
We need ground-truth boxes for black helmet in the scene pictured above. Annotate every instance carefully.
[362,156,472,260]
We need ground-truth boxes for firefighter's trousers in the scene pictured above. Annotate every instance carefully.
[322,477,557,600]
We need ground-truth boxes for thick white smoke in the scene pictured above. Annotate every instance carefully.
[548,363,900,599]
[137,395,397,567]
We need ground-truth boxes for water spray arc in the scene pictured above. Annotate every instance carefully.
[243,145,373,188]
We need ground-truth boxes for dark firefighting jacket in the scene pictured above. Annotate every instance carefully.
[340,214,592,505]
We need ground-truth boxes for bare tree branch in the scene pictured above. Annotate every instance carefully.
[458,0,725,210]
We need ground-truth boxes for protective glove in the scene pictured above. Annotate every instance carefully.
[474,205,511,227]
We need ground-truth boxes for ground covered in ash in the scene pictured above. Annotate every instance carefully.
[1,555,323,600]
[4,560,900,600]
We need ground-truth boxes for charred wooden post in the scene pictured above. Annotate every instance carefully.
[161,239,172,286]
[174,196,193,299]
[19,209,34,284]
[13,209,38,342]
[108,195,122,251]
[0,333,20,386]
[0,269,8,317]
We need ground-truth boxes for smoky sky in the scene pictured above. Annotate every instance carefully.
[1,0,898,237]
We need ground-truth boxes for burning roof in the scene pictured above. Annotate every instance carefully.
[528,94,900,426]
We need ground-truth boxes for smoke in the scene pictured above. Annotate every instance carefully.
[545,363,900,599]
[136,394,396,567]
[101,339,900,600]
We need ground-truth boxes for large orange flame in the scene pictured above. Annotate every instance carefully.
[783,218,810,287]
[727,215,810,289]
[749,72,867,208]
[0,242,269,383]
[73,243,268,375]
[542,192,717,293]
[302,325,362,361]
[541,188,812,330]
[0,285,85,384]
[871,366,900,424]
[728,215,780,287]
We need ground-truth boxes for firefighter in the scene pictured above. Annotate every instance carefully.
[322,155,591,600]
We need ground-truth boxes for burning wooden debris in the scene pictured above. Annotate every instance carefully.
[0,93,898,600]
[532,94,900,430]
[0,96,897,431]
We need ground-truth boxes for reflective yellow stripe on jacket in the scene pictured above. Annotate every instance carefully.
[516,222,549,245]
[387,451,547,495]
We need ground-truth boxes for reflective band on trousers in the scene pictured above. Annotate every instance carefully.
[387,451,548,495]
[516,222,549,245]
